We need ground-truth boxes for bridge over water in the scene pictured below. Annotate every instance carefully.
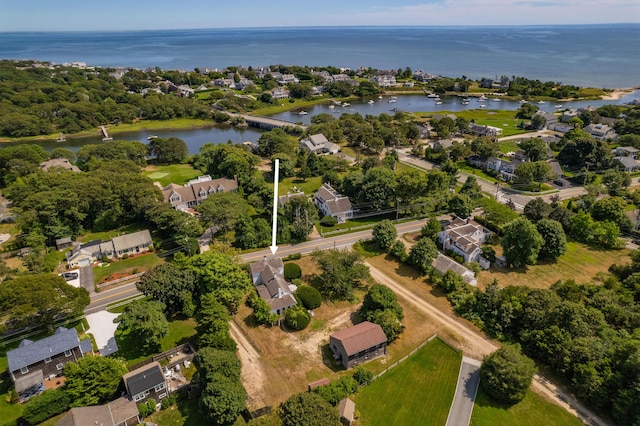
[227,113,308,131]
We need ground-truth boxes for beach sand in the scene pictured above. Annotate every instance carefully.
[601,88,635,100]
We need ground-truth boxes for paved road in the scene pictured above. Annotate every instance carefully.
[84,281,143,315]
[240,219,427,264]
[446,357,482,426]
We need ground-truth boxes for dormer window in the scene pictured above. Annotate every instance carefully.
[170,194,180,202]
[199,189,206,197]
[209,188,215,194]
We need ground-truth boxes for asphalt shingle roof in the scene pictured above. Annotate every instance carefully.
[7,327,83,373]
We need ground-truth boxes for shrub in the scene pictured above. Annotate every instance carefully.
[138,398,157,418]
[480,346,536,405]
[296,285,322,310]
[22,389,71,425]
[390,240,407,261]
[352,367,373,386]
[284,263,302,280]
[161,394,177,409]
[283,252,302,261]
[314,375,359,406]
[122,253,129,259]
[320,215,338,227]
[284,305,311,330]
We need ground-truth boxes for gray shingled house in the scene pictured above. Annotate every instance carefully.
[314,183,354,223]
[55,397,139,426]
[330,322,387,369]
[7,327,93,400]
[123,361,167,403]
[249,257,297,315]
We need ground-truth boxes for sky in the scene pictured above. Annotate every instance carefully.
[1,0,638,31]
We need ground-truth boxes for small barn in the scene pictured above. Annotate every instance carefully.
[329,322,387,369]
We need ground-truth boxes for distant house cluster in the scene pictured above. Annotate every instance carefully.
[249,257,298,315]
[161,175,238,211]
[314,183,355,223]
[66,229,153,268]
[613,146,640,172]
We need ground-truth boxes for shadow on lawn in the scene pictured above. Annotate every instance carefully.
[320,343,345,373]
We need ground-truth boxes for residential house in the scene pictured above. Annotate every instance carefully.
[548,122,574,133]
[467,155,487,169]
[66,230,153,267]
[213,78,234,88]
[123,362,167,403]
[271,87,290,99]
[548,160,564,178]
[278,192,306,208]
[338,398,356,426]
[39,158,81,173]
[370,74,396,87]
[311,70,331,80]
[432,253,478,286]
[162,175,238,211]
[314,183,354,223]
[7,327,93,399]
[56,398,139,426]
[176,85,194,97]
[534,111,559,129]
[499,160,521,182]
[486,157,503,173]
[412,70,435,82]
[248,257,297,315]
[584,123,617,140]
[467,123,501,138]
[329,322,387,369]
[433,139,454,150]
[55,237,73,251]
[615,146,639,159]
[614,156,640,172]
[278,74,299,85]
[438,217,492,266]
[299,133,340,155]
[561,109,579,123]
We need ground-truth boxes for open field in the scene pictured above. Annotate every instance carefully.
[142,164,202,187]
[419,109,528,137]
[93,253,164,284]
[354,338,461,426]
[471,388,583,426]
[477,241,631,289]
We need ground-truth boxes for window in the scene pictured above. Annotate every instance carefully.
[56,363,64,370]
[20,367,29,374]
[158,393,167,399]
[134,393,145,402]
[154,383,165,391]
[44,357,51,363]
[64,349,72,357]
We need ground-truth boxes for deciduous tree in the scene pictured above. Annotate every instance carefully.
[501,217,543,267]
[408,237,438,274]
[372,219,397,251]
[536,219,567,260]
[64,356,128,407]
[114,300,168,351]
[480,345,536,405]
[280,392,340,426]
[312,249,370,300]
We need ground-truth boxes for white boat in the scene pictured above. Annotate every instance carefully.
[388,99,397,103]
[298,111,308,115]
[147,135,158,140]
[433,96,441,101]
[519,99,528,103]
[342,102,350,107]
[328,105,335,109]
[478,95,487,101]
[538,100,546,104]
[56,132,66,142]
[462,101,469,105]
[479,104,487,108]
[427,93,439,98]
[368,100,375,104]
[436,101,443,105]
[492,98,501,102]
[379,95,383,99]
[555,104,564,109]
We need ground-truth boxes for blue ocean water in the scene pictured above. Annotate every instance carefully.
[1,25,639,88]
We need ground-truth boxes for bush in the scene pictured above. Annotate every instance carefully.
[284,263,302,280]
[22,389,71,425]
[320,215,338,227]
[161,394,177,409]
[314,375,359,406]
[352,367,373,386]
[480,345,536,405]
[390,240,407,261]
[283,252,302,261]
[284,305,311,330]
[138,398,157,418]
[296,285,322,310]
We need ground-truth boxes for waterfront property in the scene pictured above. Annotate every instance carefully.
[299,133,340,155]
[7,327,93,401]
[161,175,238,211]
[329,321,387,369]
[39,158,81,173]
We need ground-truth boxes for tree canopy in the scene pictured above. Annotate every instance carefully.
[312,249,371,300]
[280,392,340,426]
[501,217,543,267]
[63,356,128,407]
[136,263,196,315]
[114,300,168,351]
[480,345,536,405]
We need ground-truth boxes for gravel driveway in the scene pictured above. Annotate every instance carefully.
[86,310,120,356]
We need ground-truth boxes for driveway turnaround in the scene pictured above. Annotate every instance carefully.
[86,310,120,356]
[445,356,482,426]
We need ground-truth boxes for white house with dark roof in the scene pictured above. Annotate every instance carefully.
[314,183,354,223]
[438,217,492,267]
[123,362,167,403]
[161,175,238,211]
[615,146,640,159]
[7,327,93,399]
[299,133,340,155]
[249,257,297,315]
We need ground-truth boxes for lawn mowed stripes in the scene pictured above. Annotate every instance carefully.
[355,338,461,426]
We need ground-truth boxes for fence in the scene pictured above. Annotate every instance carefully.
[0,315,85,348]
[96,272,145,289]
[370,334,439,382]
[128,343,196,372]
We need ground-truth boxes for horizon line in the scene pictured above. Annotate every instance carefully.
[1,22,639,34]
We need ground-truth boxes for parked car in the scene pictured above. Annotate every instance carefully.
[62,272,78,281]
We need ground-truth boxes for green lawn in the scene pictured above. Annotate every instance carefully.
[77,223,148,244]
[0,374,23,426]
[457,162,499,184]
[142,164,202,187]
[93,253,164,285]
[317,213,397,235]
[354,338,461,426]
[498,139,520,154]
[471,388,583,426]
[114,318,197,367]
[273,176,324,196]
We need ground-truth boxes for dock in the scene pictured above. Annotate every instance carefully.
[100,126,113,141]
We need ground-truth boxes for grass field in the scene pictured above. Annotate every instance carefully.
[477,241,631,289]
[142,164,202,187]
[471,388,583,426]
[93,253,164,284]
[354,338,461,426]
[77,223,147,244]
[419,109,528,137]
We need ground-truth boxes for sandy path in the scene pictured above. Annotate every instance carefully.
[366,261,610,426]
[229,320,268,409]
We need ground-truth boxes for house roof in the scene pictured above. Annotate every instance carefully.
[268,293,297,311]
[14,369,44,393]
[279,192,306,207]
[111,230,152,253]
[309,134,329,146]
[618,146,640,153]
[56,397,139,426]
[39,158,81,173]
[325,198,353,216]
[614,156,639,169]
[249,257,284,279]
[315,183,353,215]
[55,237,72,245]
[123,362,164,397]
[339,398,356,422]
[432,253,475,283]
[331,322,387,356]
[7,327,85,373]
